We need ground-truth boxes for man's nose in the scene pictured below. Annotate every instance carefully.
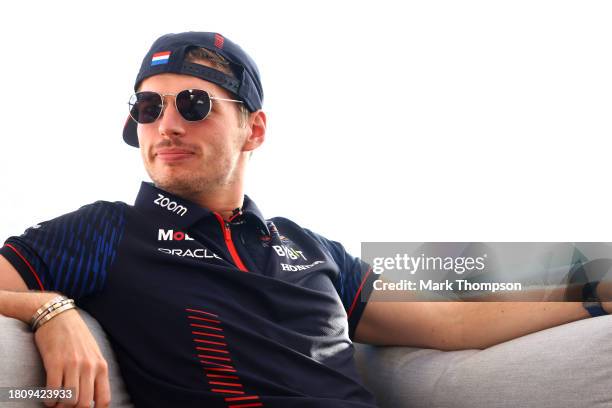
[157,96,186,139]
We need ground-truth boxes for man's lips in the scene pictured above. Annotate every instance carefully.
[155,148,196,162]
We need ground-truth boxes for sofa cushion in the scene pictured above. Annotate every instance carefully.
[354,315,612,408]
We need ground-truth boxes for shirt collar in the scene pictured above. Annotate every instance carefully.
[134,181,269,235]
[240,195,270,236]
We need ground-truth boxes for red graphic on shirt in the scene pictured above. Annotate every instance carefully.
[185,307,263,407]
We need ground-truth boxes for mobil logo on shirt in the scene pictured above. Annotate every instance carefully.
[158,229,194,241]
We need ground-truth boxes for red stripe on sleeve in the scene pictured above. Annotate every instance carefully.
[5,244,45,291]
[347,267,373,319]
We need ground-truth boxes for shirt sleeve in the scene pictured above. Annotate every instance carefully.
[0,201,126,300]
[303,229,378,339]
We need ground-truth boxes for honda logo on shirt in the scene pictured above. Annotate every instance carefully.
[158,229,194,241]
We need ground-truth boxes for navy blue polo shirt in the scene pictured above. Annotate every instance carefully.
[1,182,379,408]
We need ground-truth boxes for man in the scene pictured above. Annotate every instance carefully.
[0,32,609,408]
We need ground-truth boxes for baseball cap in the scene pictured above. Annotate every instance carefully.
[123,31,264,147]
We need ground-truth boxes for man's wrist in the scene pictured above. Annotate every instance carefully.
[31,297,76,332]
[0,290,62,323]
[582,281,609,318]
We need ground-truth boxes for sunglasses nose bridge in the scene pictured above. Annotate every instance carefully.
[151,93,186,137]
[157,93,181,120]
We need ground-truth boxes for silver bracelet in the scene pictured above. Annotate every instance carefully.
[30,297,75,331]
[30,295,67,327]
[33,301,76,332]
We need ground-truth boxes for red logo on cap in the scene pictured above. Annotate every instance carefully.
[214,33,224,49]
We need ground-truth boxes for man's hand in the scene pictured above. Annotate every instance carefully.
[34,308,111,408]
[598,281,612,315]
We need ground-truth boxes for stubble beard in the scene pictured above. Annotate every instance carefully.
[147,153,239,202]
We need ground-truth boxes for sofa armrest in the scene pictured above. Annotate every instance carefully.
[0,310,134,408]
[354,315,612,408]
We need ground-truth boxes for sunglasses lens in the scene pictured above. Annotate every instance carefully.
[129,92,162,124]
[176,89,212,121]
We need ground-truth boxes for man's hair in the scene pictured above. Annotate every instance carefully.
[185,48,250,127]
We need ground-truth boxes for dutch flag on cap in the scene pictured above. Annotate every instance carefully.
[151,51,171,66]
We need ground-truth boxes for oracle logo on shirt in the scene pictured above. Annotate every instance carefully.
[158,229,194,241]
[158,247,221,260]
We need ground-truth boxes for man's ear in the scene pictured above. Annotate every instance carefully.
[243,110,266,152]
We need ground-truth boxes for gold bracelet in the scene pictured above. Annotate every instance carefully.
[31,299,75,330]
[33,302,76,332]
[30,295,67,327]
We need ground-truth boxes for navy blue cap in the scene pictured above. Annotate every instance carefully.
[123,32,264,147]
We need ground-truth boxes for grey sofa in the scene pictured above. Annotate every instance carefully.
[1,310,611,408]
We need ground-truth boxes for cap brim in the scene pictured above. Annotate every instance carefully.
[123,116,139,147]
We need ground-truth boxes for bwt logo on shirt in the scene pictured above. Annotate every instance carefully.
[158,229,194,241]
[154,194,188,216]
[272,245,307,261]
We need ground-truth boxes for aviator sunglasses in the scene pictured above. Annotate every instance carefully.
[128,89,243,124]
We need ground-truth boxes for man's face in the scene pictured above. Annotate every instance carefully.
[137,71,249,199]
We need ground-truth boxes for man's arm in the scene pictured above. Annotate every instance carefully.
[0,254,27,291]
[0,254,111,408]
[354,300,595,350]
